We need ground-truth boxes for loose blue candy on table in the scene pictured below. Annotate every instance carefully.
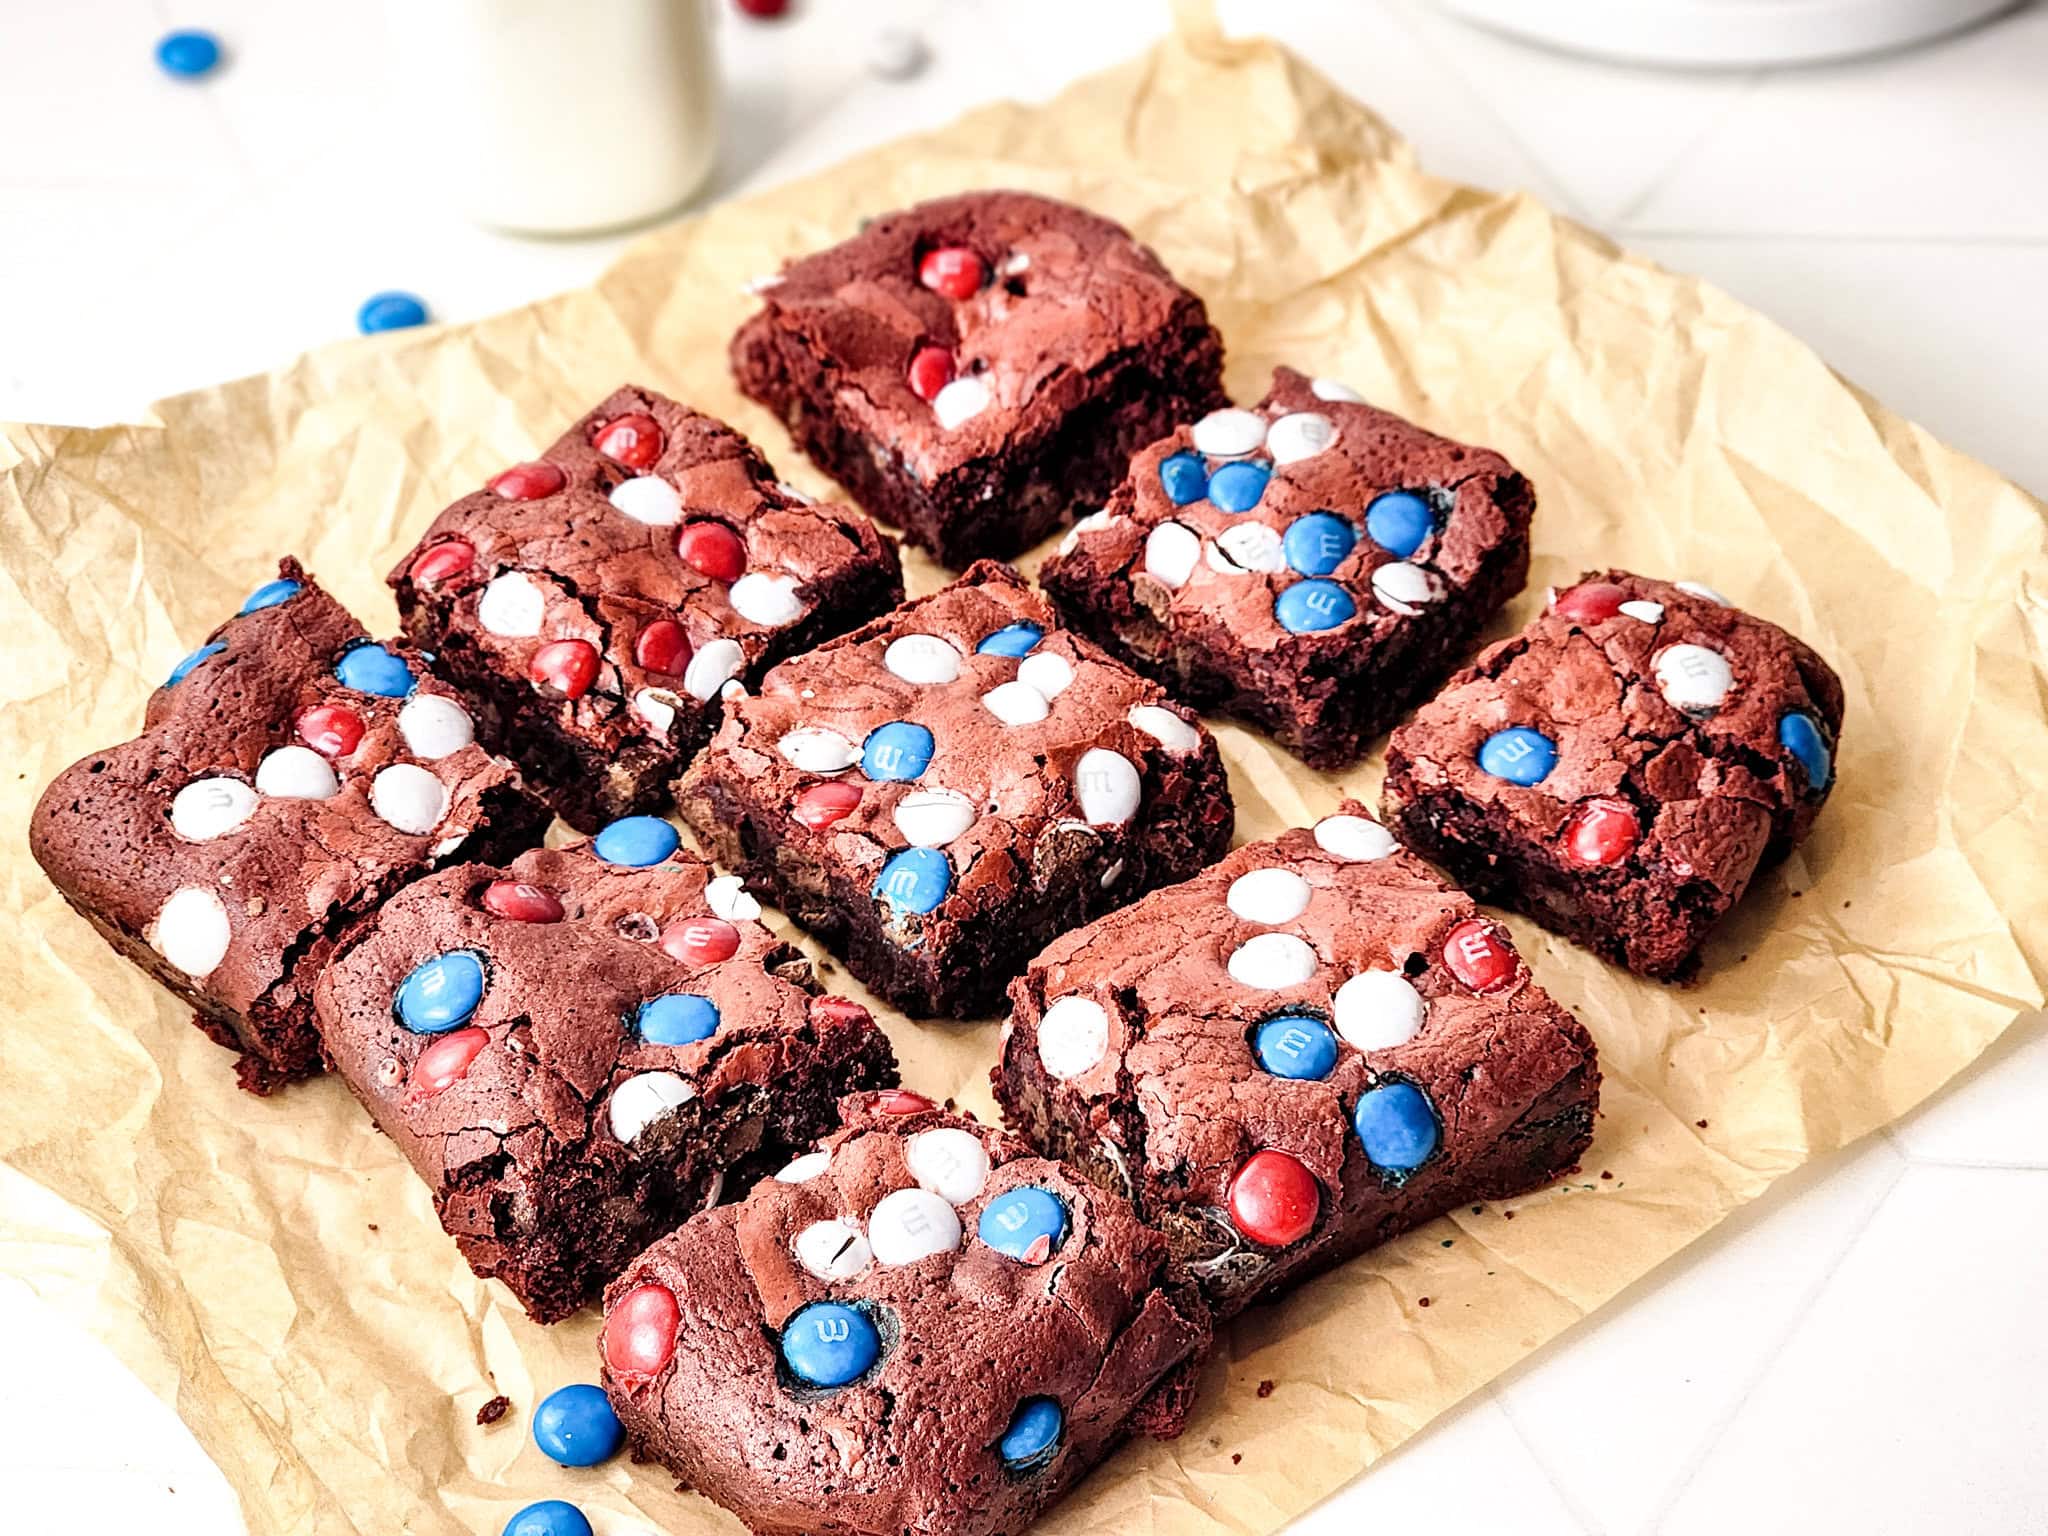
[1778,711,1832,792]
[1365,489,1434,558]
[862,720,934,782]
[1282,512,1356,577]
[239,578,301,615]
[357,290,430,335]
[1273,578,1356,634]
[593,815,680,867]
[1477,726,1557,786]
[1157,451,1208,506]
[502,1500,593,1536]
[1206,460,1271,514]
[873,846,951,915]
[155,30,221,78]
[1352,1080,1440,1174]
[978,1185,1068,1264]
[1253,1015,1338,1082]
[166,640,226,687]
[637,992,720,1046]
[396,951,485,1034]
[333,642,415,697]
[976,621,1042,658]
[531,1383,625,1468]
[781,1301,880,1387]
[999,1396,1065,1469]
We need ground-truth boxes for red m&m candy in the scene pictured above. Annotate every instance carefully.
[918,246,985,301]
[482,880,565,923]
[1443,918,1519,993]
[408,1026,490,1099]
[877,1089,935,1115]
[662,917,740,968]
[634,618,691,676]
[813,996,873,1029]
[907,346,954,403]
[1553,582,1626,625]
[604,1282,680,1378]
[1227,1149,1320,1248]
[408,540,474,590]
[529,638,601,699]
[1563,799,1640,867]
[792,780,862,830]
[296,703,366,758]
[677,521,747,584]
[594,413,665,469]
[488,460,566,501]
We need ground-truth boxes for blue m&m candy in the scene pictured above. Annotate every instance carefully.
[357,290,430,335]
[874,847,951,915]
[999,1396,1065,1470]
[637,993,720,1046]
[1158,451,1208,506]
[1365,490,1434,558]
[977,622,1043,658]
[978,1186,1067,1264]
[1283,512,1357,576]
[166,641,226,687]
[502,1501,593,1536]
[780,1301,881,1388]
[395,951,485,1034]
[1477,727,1556,786]
[1352,1081,1440,1174]
[1274,578,1356,634]
[1206,460,1271,514]
[334,642,414,698]
[862,720,934,782]
[1254,1015,1338,1081]
[593,815,679,867]
[155,30,221,78]
[239,578,301,615]
[1779,711,1832,793]
[531,1383,624,1468]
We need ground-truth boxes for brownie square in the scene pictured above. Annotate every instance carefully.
[675,562,1235,1017]
[995,804,1599,1319]
[600,1091,1210,1536]
[312,830,897,1322]
[390,384,903,832]
[29,559,548,1094]
[1039,366,1535,767]
[1382,572,1845,979]
[730,190,1228,568]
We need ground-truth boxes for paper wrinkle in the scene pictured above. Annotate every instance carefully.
[3,23,2047,1536]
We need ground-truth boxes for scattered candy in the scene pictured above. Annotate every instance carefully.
[978,1186,1067,1264]
[905,1127,991,1205]
[795,1219,873,1282]
[153,886,231,977]
[608,1070,696,1143]
[907,345,953,402]
[1016,651,1075,698]
[1227,1149,1319,1247]
[884,633,962,685]
[372,762,448,834]
[483,880,564,923]
[409,541,475,588]
[681,637,745,700]
[1143,522,1201,588]
[594,413,664,469]
[1253,1015,1338,1081]
[1206,460,1271,514]
[239,578,300,615]
[1654,643,1734,713]
[1477,726,1556,786]
[1226,932,1318,991]
[874,847,951,915]
[489,461,566,501]
[1227,866,1313,926]
[529,638,601,699]
[357,291,428,335]
[780,1301,880,1388]
[1779,711,1833,791]
[919,246,986,301]
[1036,995,1109,1080]
[609,475,683,526]
[893,787,976,847]
[662,916,740,966]
[1675,580,1731,606]
[155,29,222,78]
[1210,521,1287,574]
[398,694,474,759]
[1352,1081,1440,1174]
[1310,378,1364,403]
[982,679,1049,726]
[870,1186,962,1266]
[531,1383,625,1468]
[977,622,1042,658]
[255,744,340,800]
[637,993,721,1046]
[778,727,860,774]
[1283,512,1357,576]
[776,1150,831,1184]
[395,951,486,1033]
[1552,581,1626,624]
[1618,600,1665,624]
[933,375,991,431]
[1442,918,1518,993]
[502,1500,592,1536]
[731,572,805,627]
[1313,813,1396,862]
[166,641,225,687]
[1371,560,1440,616]
[1127,703,1201,754]
[792,780,863,830]
[1265,411,1336,464]
[1000,1397,1065,1470]
[1190,408,1266,458]
[477,572,546,637]
[594,815,680,867]
[604,1282,680,1377]
[334,643,415,697]
[1158,451,1209,505]
[408,1026,489,1098]
[867,26,928,79]
[1562,799,1640,866]
[1364,491,1433,559]
[1274,578,1355,633]
[862,720,935,781]
[1333,970,1426,1051]
[170,776,257,842]
[1074,748,1140,825]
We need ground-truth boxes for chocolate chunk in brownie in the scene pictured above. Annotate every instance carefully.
[312,830,897,1323]
[1040,366,1535,767]
[995,804,1599,1318]
[674,562,1235,1017]
[390,384,903,832]
[29,560,549,1093]
[600,1091,1210,1536]
[730,190,1228,568]
[1382,572,1845,978]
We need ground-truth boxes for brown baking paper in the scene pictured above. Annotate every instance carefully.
[3,17,2045,1536]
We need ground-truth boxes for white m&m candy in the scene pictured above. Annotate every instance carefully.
[1371,561,1440,616]
[905,1127,991,1205]
[1310,378,1365,404]
[1127,705,1200,754]
[1016,652,1075,699]
[776,1150,831,1184]
[1676,580,1731,606]
[794,1219,873,1282]
[1209,522,1287,575]
[868,1186,961,1265]
[609,1071,696,1143]
[1227,932,1318,990]
[705,874,762,922]
[933,375,991,431]
[1334,969,1427,1051]
[1058,508,1121,557]
[609,475,684,526]
[731,573,805,628]
[1191,408,1267,457]
[894,788,976,848]
[884,634,962,686]
[778,727,860,773]
[1314,814,1396,862]
[1618,600,1665,624]
[152,886,231,978]
[397,694,474,759]
[1266,411,1336,464]
[1074,748,1140,826]
[632,687,680,734]
[682,637,745,701]
[1143,522,1201,589]
[1227,867,1313,925]
[982,679,1049,726]
[255,745,339,800]
[1655,644,1734,713]
[477,571,546,637]
[371,763,449,834]
[1037,994,1110,1080]
[170,777,257,841]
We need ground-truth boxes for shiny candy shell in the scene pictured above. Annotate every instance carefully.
[1266,411,1335,464]
[1655,643,1734,713]
[918,245,985,300]
[779,727,860,773]
[1353,1081,1440,1174]
[170,777,257,841]
[1283,512,1357,576]
[776,1151,831,1184]
[1371,560,1440,615]
[982,678,1049,726]
[1209,521,1287,574]
[594,412,664,469]
[409,540,475,589]
[255,745,339,800]
[730,572,805,627]
[1619,600,1665,623]
[893,787,975,847]
[1190,407,1266,457]
[396,950,486,1033]
[677,521,748,583]
[372,763,448,834]
[489,461,565,501]
[1143,521,1201,588]
[932,375,991,431]
[1227,1149,1319,1247]
[1333,969,1426,1051]
[637,993,721,1045]
[793,780,863,829]
[156,29,222,77]
[608,1070,696,1143]
[153,886,231,977]
[794,1219,873,1281]
[1000,1397,1064,1470]
[477,572,546,637]
[604,1282,680,1377]
[1780,711,1833,792]
[977,620,1044,658]
[1364,490,1434,559]
[1226,866,1312,925]
[977,1186,1067,1264]
[531,1384,624,1468]
[529,638,601,699]
[1253,1014,1338,1081]
[1477,726,1556,786]
[1206,460,1271,514]
[905,1127,991,1205]
[1676,580,1731,606]
[483,881,564,923]
[780,1301,880,1387]
[239,577,301,614]
[1274,578,1355,633]
[1311,377,1365,403]
[634,618,691,676]
[1127,704,1201,754]
[297,704,365,758]
[334,643,414,697]
[874,846,951,915]
[1037,994,1110,1080]
[593,815,680,867]
[1158,451,1209,505]
[869,1186,962,1265]
[1563,799,1640,866]
[166,641,225,687]
[1553,581,1627,624]
[706,875,761,921]
[1016,651,1075,698]
[862,720,935,781]
[1443,918,1519,993]
[682,637,744,701]
[1313,813,1396,862]
[907,345,953,402]
[357,291,428,334]
[397,693,474,759]
[876,1088,936,1114]
[609,475,683,526]
[662,916,740,966]
[1074,748,1140,825]
[502,1500,593,1536]
[884,633,962,685]
[1227,932,1318,991]
[408,1026,490,1097]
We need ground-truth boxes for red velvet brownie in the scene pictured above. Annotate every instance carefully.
[390,384,902,832]
[996,805,1599,1318]
[29,560,548,1093]
[730,190,1228,567]
[1039,366,1536,767]
[599,1092,1210,1536]
[1382,572,1845,979]
[312,823,897,1322]
[675,562,1235,1018]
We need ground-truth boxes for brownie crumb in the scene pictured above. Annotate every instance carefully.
[1231,1453,1243,1465]
[1418,1297,1431,1308]
[1697,1119,1710,1129]
[1600,1170,1613,1180]
[366,1223,378,1232]
[1256,1380,1276,1399]
[1502,1210,1515,1220]
[476,1395,510,1426]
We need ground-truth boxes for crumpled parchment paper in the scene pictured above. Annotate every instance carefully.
[2,18,2044,1536]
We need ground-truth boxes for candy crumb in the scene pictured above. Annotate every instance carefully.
[477,1395,510,1426]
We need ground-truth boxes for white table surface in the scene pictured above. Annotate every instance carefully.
[2,3,2044,1533]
